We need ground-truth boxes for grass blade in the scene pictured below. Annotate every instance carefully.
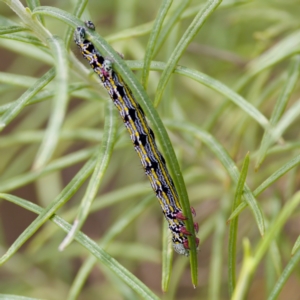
[0,25,28,34]
[59,101,118,250]
[256,55,300,168]
[141,0,173,89]
[161,221,173,292]
[228,153,250,296]
[247,30,300,78]
[0,147,96,192]
[166,121,265,236]
[291,236,300,256]
[33,36,69,169]
[0,72,43,88]
[129,60,271,131]
[67,194,154,299]
[0,154,97,265]
[0,69,55,130]
[154,0,222,107]
[26,0,44,25]
[153,0,192,55]
[233,192,300,299]
[209,195,229,300]
[229,153,300,220]
[268,245,300,300]
[0,193,160,300]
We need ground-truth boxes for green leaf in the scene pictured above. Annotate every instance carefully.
[268,98,300,148]
[0,129,101,147]
[0,32,46,47]
[0,38,52,63]
[0,68,55,131]
[68,194,154,299]
[32,6,80,29]
[0,25,28,34]
[26,0,44,25]
[59,101,118,250]
[233,192,300,299]
[256,55,300,168]
[154,0,192,55]
[229,153,300,220]
[0,72,41,88]
[0,83,87,115]
[161,221,173,292]
[291,235,300,256]
[268,245,300,300]
[0,147,95,193]
[141,0,173,89]
[33,36,69,169]
[0,193,160,300]
[21,182,151,256]
[165,121,265,236]
[0,153,97,265]
[247,30,300,78]
[128,60,271,131]
[228,153,250,296]
[154,0,222,107]
[209,195,230,300]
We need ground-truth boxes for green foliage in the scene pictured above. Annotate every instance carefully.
[0,0,300,299]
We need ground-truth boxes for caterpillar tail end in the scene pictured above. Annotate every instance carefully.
[173,243,190,257]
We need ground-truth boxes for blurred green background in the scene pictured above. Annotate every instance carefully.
[1,0,300,299]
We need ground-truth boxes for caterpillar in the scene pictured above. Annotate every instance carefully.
[74,21,199,256]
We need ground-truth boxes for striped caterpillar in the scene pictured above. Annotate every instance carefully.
[74,21,199,256]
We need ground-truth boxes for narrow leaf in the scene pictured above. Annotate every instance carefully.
[141,0,173,88]
[228,153,250,296]
[0,193,160,300]
[256,55,300,168]
[33,36,69,169]
[128,60,271,131]
[166,121,265,236]
[0,69,55,131]
[154,0,222,106]
[0,154,97,265]
[59,102,118,250]
[229,153,300,220]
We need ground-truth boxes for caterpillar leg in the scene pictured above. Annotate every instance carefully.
[175,207,197,220]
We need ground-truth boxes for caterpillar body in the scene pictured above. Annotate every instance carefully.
[74,22,199,256]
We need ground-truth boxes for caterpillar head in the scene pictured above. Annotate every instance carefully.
[74,26,86,45]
